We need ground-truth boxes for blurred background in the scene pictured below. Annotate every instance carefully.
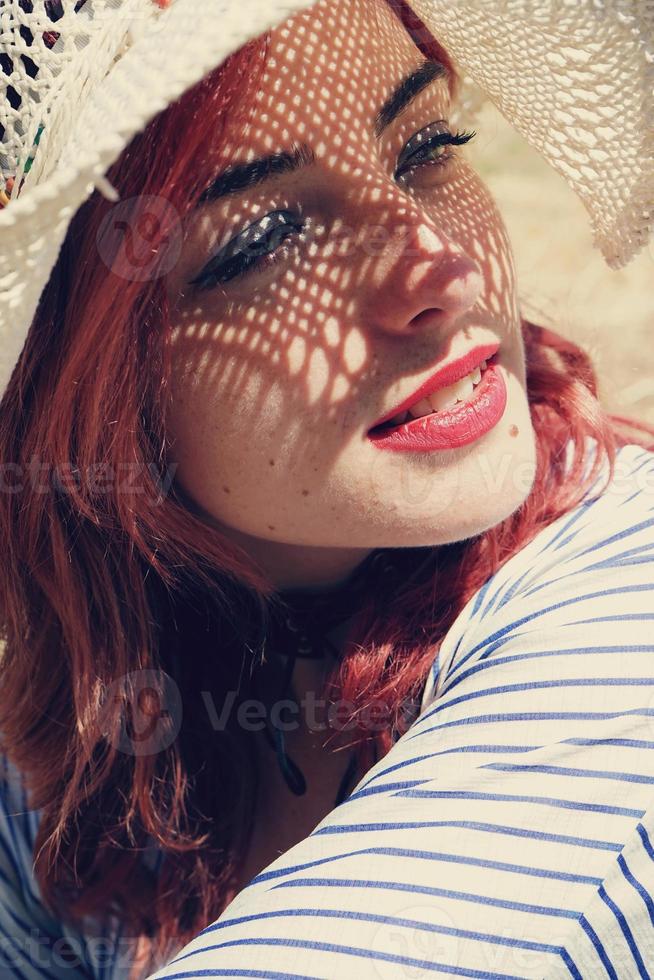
[468,102,654,428]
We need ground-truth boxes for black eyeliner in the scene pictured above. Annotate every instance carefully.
[189,210,305,289]
[396,123,476,177]
[188,123,477,290]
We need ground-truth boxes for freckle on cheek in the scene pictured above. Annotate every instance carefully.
[268,525,276,531]
[222,485,231,494]
[509,425,519,438]
[269,459,275,467]
[301,489,310,496]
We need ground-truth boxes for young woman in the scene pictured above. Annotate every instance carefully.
[0,0,652,977]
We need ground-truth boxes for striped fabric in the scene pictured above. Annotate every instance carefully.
[1,440,653,978]
[0,754,154,979]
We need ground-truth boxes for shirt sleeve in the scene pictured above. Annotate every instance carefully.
[0,756,95,979]
[146,442,654,980]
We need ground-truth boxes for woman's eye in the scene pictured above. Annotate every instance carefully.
[188,209,306,291]
[188,121,476,292]
[395,119,476,182]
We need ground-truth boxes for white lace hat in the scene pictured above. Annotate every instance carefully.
[0,0,652,406]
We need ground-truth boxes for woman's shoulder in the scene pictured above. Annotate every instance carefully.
[144,440,654,980]
[421,439,654,708]
[489,437,654,603]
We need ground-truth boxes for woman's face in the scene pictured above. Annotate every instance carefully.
[164,0,537,589]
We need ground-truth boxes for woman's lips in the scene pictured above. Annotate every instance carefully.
[367,353,507,452]
[368,342,500,433]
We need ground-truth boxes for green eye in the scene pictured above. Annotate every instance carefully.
[396,120,476,181]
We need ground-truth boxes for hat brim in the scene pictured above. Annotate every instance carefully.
[0,0,317,401]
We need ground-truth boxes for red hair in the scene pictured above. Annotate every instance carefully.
[0,1,653,975]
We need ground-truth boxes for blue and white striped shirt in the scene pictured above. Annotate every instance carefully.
[2,440,654,978]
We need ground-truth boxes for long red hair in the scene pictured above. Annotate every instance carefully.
[0,1,652,975]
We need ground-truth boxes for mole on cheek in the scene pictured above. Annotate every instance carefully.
[269,459,275,467]
[267,525,276,531]
[301,489,310,497]
[509,425,519,438]
[222,485,231,494]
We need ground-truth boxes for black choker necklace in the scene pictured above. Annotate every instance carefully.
[253,550,402,807]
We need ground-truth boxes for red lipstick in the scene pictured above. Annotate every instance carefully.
[369,343,499,431]
[367,345,507,452]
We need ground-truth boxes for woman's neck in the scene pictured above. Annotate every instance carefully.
[212,523,374,590]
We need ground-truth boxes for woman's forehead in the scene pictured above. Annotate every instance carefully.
[269,0,427,94]
[223,0,450,161]
[286,1,416,45]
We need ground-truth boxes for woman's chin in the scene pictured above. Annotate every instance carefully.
[347,404,537,549]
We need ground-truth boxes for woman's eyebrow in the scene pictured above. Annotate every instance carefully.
[194,57,448,207]
[195,143,316,207]
[374,57,448,138]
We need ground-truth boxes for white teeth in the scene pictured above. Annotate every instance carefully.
[427,388,460,413]
[387,358,491,427]
[431,375,474,410]
[407,397,434,419]
[406,363,487,420]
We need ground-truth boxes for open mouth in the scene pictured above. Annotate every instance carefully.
[371,351,499,434]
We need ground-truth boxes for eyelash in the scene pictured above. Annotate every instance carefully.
[189,123,477,291]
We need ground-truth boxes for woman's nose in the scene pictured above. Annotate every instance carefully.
[362,220,484,337]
